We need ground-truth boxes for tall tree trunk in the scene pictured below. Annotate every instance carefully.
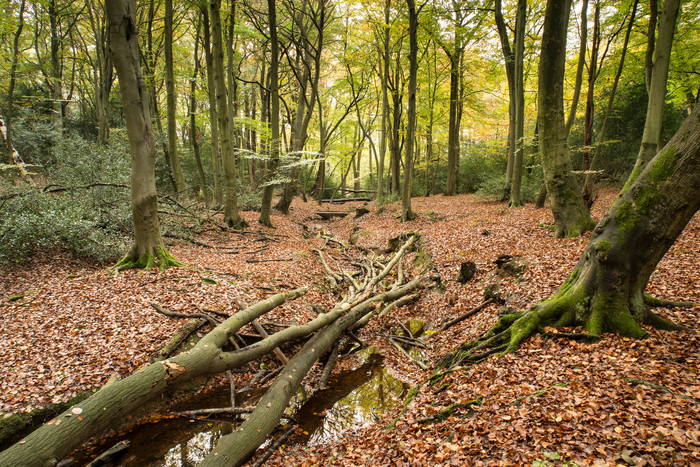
[165,0,187,198]
[190,18,210,206]
[509,0,527,207]
[583,0,638,198]
[202,6,224,207]
[537,0,595,237]
[377,0,391,204]
[5,0,26,163]
[259,0,280,227]
[581,0,600,173]
[445,103,700,364]
[107,0,182,271]
[210,0,246,228]
[565,0,589,135]
[49,0,63,136]
[445,55,461,196]
[402,0,418,221]
[494,0,516,199]
[628,0,681,183]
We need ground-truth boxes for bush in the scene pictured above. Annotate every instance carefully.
[0,189,129,264]
[0,134,133,264]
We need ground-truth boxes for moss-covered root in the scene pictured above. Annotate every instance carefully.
[644,293,696,309]
[112,246,184,272]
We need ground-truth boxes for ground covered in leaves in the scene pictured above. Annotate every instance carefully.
[1,189,699,466]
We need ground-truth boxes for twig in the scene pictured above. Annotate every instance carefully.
[227,371,237,407]
[434,299,494,334]
[251,426,295,467]
[388,337,429,370]
[245,258,293,263]
[252,320,289,364]
[172,407,256,418]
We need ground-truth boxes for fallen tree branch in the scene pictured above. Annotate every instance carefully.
[434,299,493,334]
[171,407,256,418]
[388,337,429,370]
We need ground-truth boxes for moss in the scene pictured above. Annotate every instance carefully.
[621,164,641,193]
[645,145,676,184]
[614,201,639,233]
[596,239,613,254]
[567,214,595,238]
[586,292,647,338]
[0,390,94,450]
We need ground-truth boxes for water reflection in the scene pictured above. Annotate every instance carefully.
[69,352,407,466]
[291,353,408,445]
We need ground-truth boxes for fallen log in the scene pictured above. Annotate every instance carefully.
[0,235,423,466]
[0,289,307,466]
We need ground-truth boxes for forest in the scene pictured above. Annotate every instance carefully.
[0,0,699,464]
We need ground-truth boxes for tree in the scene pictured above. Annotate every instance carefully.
[377,0,391,204]
[107,0,182,271]
[401,0,419,222]
[259,0,280,227]
[164,0,187,198]
[444,101,700,366]
[627,0,681,183]
[537,0,595,237]
[495,0,527,206]
[4,0,26,164]
[210,0,247,228]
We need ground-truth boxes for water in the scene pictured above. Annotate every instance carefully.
[70,352,408,466]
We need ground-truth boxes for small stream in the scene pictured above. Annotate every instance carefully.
[71,352,408,466]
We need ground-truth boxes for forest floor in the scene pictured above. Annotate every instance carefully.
[1,188,699,466]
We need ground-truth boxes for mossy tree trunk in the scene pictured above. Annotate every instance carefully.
[537,0,595,237]
[107,0,181,271]
[444,104,700,366]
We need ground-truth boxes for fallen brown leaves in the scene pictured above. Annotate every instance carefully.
[1,190,699,466]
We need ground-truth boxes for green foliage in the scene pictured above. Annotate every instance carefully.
[0,135,133,264]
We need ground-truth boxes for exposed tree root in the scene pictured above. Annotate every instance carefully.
[112,246,183,272]
[643,294,696,309]
[416,397,482,424]
[439,270,692,370]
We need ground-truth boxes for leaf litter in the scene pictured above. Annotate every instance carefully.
[1,190,698,465]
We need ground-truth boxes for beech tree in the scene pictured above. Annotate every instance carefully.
[444,99,700,366]
[537,0,595,237]
[107,0,182,270]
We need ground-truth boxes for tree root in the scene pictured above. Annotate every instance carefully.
[643,294,696,308]
[416,397,482,424]
[112,246,183,272]
[440,280,692,370]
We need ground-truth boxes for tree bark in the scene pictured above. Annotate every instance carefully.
[377,0,391,204]
[444,102,700,366]
[189,18,210,206]
[107,0,182,271]
[628,0,680,183]
[537,0,595,237]
[202,6,225,207]
[401,0,418,221]
[5,0,26,164]
[259,0,280,227]
[494,0,516,199]
[565,0,588,136]
[211,0,246,228]
[509,0,527,207]
[165,0,187,198]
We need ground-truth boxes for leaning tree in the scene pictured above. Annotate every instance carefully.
[107,0,182,270]
[445,102,700,365]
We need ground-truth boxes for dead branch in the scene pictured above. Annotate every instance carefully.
[434,299,494,334]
